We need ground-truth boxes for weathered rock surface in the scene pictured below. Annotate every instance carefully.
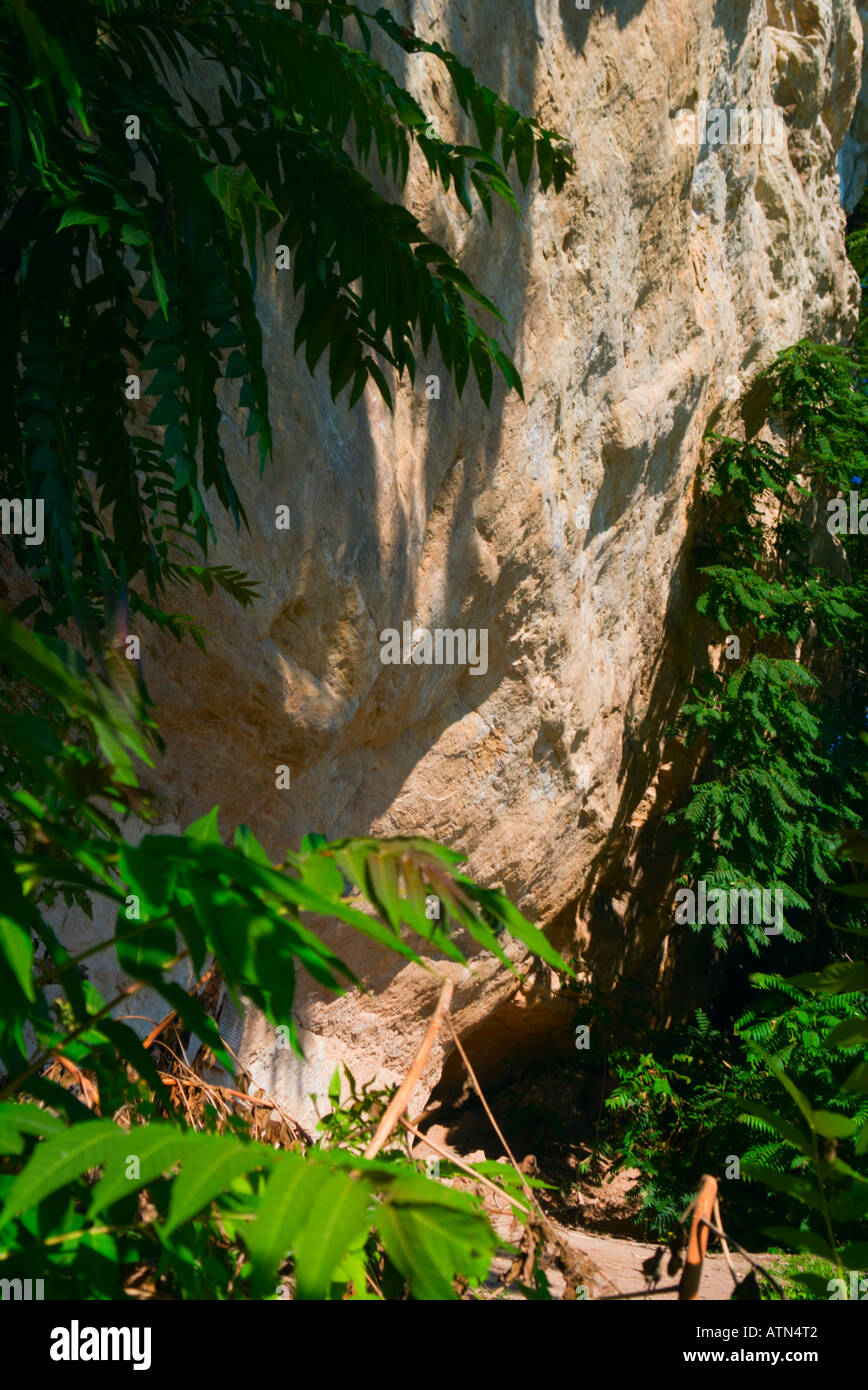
[107,0,868,1131]
[840,3,868,207]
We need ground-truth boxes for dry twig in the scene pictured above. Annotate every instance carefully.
[363,977,454,1160]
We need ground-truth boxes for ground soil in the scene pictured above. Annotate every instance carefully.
[418,1127,779,1301]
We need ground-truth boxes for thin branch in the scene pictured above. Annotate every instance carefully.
[142,965,215,1050]
[0,1225,138,1263]
[400,1116,532,1216]
[159,1073,278,1110]
[444,1014,538,1210]
[0,950,190,1103]
[712,1195,739,1290]
[698,1216,786,1299]
[363,977,454,1160]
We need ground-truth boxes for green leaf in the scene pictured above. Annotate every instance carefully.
[149,254,169,319]
[366,851,404,931]
[0,914,36,1002]
[741,1164,823,1213]
[146,367,184,396]
[10,0,90,130]
[738,1101,812,1157]
[376,1196,495,1299]
[204,165,278,226]
[841,1241,868,1270]
[825,1016,868,1049]
[234,824,272,866]
[0,1102,66,1156]
[791,962,868,993]
[88,1124,189,1216]
[811,1110,858,1140]
[95,1019,173,1103]
[57,208,108,234]
[0,1122,125,1229]
[293,1171,372,1299]
[245,1156,329,1290]
[120,222,150,247]
[762,1226,836,1262]
[186,806,222,845]
[225,350,251,378]
[842,1061,868,1094]
[748,1045,815,1127]
[468,886,574,975]
[164,1134,274,1236]
[148,394,185,427]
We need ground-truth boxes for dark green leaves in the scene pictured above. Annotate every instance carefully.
[762,1226,835,1262]
[0,1112,501,1301]
[375,1177,496,1299]
[737,1101,812,1159]
[1,0,568,649]
[203,164,278,227]
[0,611,570,1297]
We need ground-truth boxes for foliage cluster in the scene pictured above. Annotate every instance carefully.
[0,0,571,1299]
[587,202,868,1287]
[0,0,570,644]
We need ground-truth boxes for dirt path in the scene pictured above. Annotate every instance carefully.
[427,1143,773,1300]
[550,1228,759,1300]
[483,1200,768,1299]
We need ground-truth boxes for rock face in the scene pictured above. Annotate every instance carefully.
[129,0,867,1131]
[840,4,868,208]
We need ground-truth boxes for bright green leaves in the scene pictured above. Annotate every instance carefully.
[244,1157,331,1293]
[0,1102,66,1156]
[86,1129,187,1219]
[0,1114,500,1301]
[0,1119,277,1257]
[56,206,109,235]
[248,1153,498,1302]
[375,1181,495,1300]
[0,1120,123,1228]
[290,1170,372,1299]
[321,835,572,976]
[163,1135,275,1237]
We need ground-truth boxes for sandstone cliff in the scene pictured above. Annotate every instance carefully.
[66,0,868,1131]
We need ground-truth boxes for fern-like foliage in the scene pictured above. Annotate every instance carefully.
[0,0,572,641]
[668,335,868,951]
